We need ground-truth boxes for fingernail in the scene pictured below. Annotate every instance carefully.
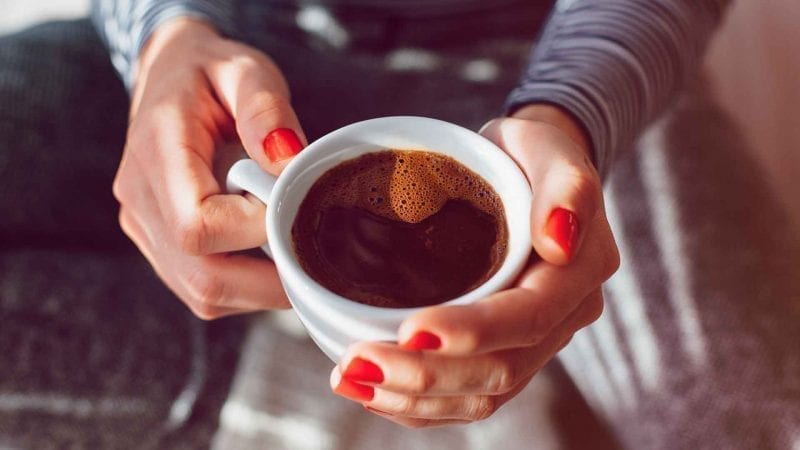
[364,405,394,416]
[342,358,384,384]
[545,207,579,259]
[402,331,441,350]
[334,377,375,402]
[263,128,302,163]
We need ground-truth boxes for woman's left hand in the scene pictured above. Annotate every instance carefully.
[329,105,620,428]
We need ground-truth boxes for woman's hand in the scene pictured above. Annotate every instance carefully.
[114,19,306,319]
[329,105,620,427]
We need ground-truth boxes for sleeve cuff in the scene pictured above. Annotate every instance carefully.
[92,0,238,91]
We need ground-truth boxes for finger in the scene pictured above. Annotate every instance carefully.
[337,290,602,397]
[123,204,289,316]
[206,51,306,175]
[364,374,535,423]
[180,253,291,312]
[177,191,269,255]
[126,109,269,255]
[342,297,599,421]
[335,342,524,397]
[118,173,290,314]
[397,223,612,355]
[119,207,247,319]
[365,410,471,429]
[370,390,502,422]
[332,297,600,423]
[354,377,531,423]
[330,367,494,423]
[481,117,602,264]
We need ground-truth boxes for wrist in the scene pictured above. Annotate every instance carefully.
[510,104,594,163]
[138,18,220,78]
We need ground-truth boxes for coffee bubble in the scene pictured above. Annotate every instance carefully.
[304,150,504,224]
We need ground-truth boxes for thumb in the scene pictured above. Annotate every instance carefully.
[207,52,306,176]
[481,117,601,265]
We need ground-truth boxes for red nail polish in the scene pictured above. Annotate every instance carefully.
[545,208,579,259]
[342,358,384,384]
[263,128,302,163]
[335,377,375,402]
[402,331,441,351]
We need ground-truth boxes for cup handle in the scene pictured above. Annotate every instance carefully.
[226,159,277,257]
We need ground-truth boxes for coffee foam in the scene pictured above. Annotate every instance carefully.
[307,150,504,224]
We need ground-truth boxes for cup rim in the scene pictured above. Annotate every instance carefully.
[266,116,532,321]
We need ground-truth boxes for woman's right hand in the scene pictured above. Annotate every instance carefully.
[114,19,304,319]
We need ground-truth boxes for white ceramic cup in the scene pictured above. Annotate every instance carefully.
[226,116,532,362]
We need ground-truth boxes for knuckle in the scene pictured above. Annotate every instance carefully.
[522,327,546,347]
[175,214,212,256]
[452,325,481,354]
[186,265,227,308]
[585,294,605,325]
[118,210,133,236]
[398,395,420,418]
[112,174,125,204]
[409,367,437,395]
[600,241,621,280]
[239,91,291,125]
[117,207,128,226]
[563,165,602,217]
[189,302,222,321]
[521,306,548,346]
[468,395,498,421]
[112,157,136,205]
[485,357,517,394]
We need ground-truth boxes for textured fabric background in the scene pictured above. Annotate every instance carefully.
[0,19,247,449]
[1,2,798,449]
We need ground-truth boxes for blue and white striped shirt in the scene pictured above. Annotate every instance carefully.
[90,0,730,176]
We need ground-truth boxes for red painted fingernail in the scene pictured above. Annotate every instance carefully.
[263,128,302,163]
[342,358,384,384]
[545,207,579,259]
[334,377,375,402]
[402,331,441,350]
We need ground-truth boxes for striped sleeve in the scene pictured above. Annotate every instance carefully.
[90,0,236,90]
[505,0,730,178]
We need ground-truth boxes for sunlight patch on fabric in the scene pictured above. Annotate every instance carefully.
[639,121,708,369]
[219,399,335,450]
[563,332,618,413]
[589,300,637,410]
[604,188,664,391]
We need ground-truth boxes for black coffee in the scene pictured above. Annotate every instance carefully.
[292,150,507,308]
